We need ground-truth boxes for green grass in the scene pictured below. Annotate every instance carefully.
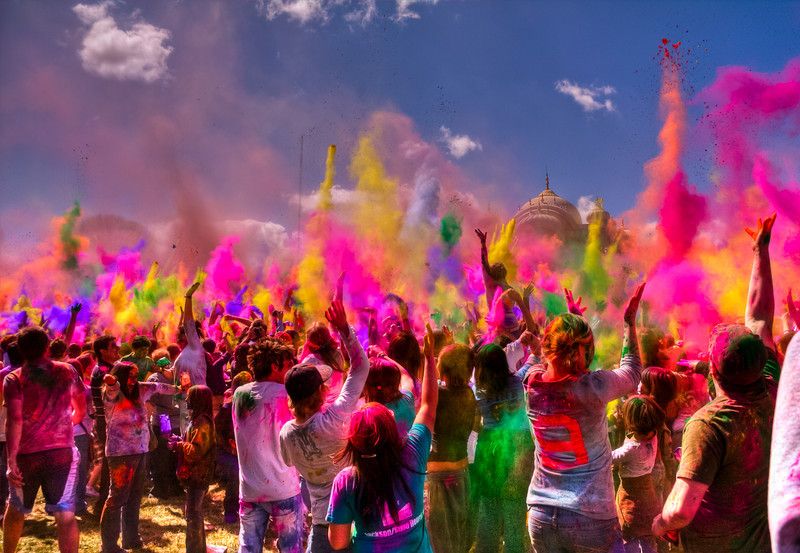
[11,483,279,552]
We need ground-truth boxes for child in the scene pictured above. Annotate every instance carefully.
[612,395,665,553]
[171,385,215,553]
[363,356,416,437]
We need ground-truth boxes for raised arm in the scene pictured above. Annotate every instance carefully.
[475,228,498,302]
[63,302,81,344]
[183,282,202,349]
[594,282,645,402]
[745,214,777,352]
[413,324,439,432]
[786,289,800,332]
[503,287,537,335]
[326,301,369,414]
[102,373,121,402]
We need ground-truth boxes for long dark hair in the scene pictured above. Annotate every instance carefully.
[187,385,214,423]
[110,361,140,402]
[387,332,422,381]
[364,358,403,405]
[333,403,417,524]
[305,323,346,373]
[474,343,509,396]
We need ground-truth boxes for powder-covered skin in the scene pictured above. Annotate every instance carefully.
[770,332,800,552]
[103,380,177,457]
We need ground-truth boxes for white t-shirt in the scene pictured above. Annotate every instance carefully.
[233,380,300,503]
[280,327,369,524]
[612,434,658,478]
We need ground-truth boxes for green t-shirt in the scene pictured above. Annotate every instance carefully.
[677,383,775,553]
[121,353,155,381]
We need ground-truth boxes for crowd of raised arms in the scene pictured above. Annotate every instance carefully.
[1,213,800,553]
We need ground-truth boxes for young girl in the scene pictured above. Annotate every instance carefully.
[172,385,215,553]
[612,395,665,553]
[363,356,416,437]
[326,325,438,552]
[427,343,477,553]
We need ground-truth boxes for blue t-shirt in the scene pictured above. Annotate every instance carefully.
[385,390,416,438]
[327,423,433,553]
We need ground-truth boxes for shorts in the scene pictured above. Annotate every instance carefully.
[8,446,79,514]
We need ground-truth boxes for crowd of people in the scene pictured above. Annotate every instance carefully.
[1,212,799,553]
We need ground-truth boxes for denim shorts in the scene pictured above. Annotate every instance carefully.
[9,446,78,514]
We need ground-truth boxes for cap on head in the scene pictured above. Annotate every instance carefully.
[284,363,323,403]
[708,323,767,388]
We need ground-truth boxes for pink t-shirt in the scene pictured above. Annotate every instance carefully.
[3,360,82,455]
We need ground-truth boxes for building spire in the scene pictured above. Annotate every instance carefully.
[545,171,550,191]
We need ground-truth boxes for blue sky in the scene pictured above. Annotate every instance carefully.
[1,0,799,254]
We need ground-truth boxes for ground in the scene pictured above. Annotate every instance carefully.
[10,483,273,553]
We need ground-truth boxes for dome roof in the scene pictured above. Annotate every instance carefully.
[513,177,582,236]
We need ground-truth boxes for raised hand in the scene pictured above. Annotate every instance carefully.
[624,282,646,326]
[523,282,534,304]
[744,213,777,248]
[103,374,118,386]
[474,228,488,245]
[564,288,587,316]
[325,300,349,336]
[185,281,201,297]
[423,322,435,360]
[70,302,82,314]
[442,324,454,345]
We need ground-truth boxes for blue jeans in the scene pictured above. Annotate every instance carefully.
[528,505,623,553]
[238,494,305,553]
[74,434,91,514]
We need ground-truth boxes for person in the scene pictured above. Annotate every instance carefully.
[121,335,155,381]
[147,356,183,499]
[612,396,664,553]
[279,300,369,553]
[769,332,800,552]
[363,356,416,437]
[69,356,95,516]
[327,323,438,552]
[472,341,534,553]
[299,320,349,400]
[652,214,777,552]
[2,326,86,553]
[100,361,178,553]
[524,282,645,553]
[90,334,120,516]
[171,385,215,553]
[639,367,678,502]
[215,371,253,524]
[651,324,774,551]
[175,282,207,432]
[427,343,477,553]
[232,337,304,553]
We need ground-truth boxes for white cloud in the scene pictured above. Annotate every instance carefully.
[344,0,377,25]
[289,185,360,212]
[555,80,616,112]
[73,2,173,83]
[395,0,439,21]
[257,0,330,24]
[577,195,595,224]
[439,126,482,159]
[257,0,434,25]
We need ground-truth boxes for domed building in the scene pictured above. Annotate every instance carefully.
[513,174,584,243]
[513,174,618,249]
